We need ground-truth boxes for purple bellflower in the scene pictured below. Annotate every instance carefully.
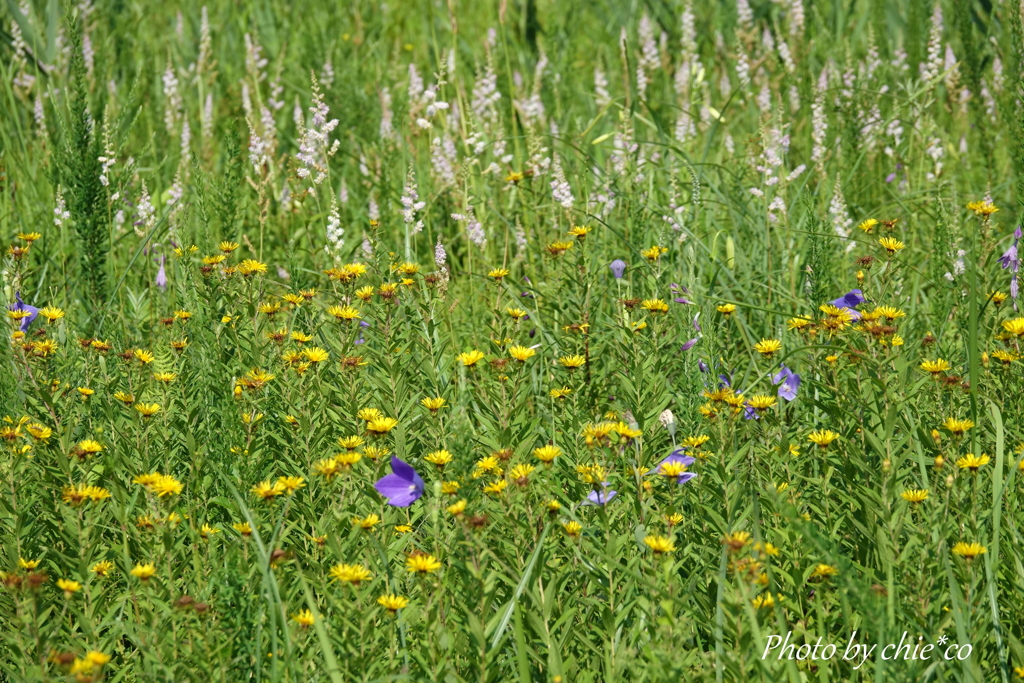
[772,366,801,401]
[374,456,425,507]
[829,289,866,319]
[999,227,1022,305]
[155,255,168,291]
[609,259,627,279]
[583,482,617,506]
[10,292,39,333]
[681,338,700,352]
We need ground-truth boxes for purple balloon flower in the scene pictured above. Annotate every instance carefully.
[772,365,801,402]
[609,259,627,279]
[829,289,866,320]
[698,360,709,373]
[374,456,425,507]
[681,337,700,352]
[155,255,167,291]
[9,292,39,333]
[583,482,617,506]
[673,297,693,305]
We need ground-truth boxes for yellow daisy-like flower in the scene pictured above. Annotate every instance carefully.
[488,268,510,280]
[857,218,878,233]
[787,316,813,331]
[457,350,486,367]
[506,307,528,321]
[920,358,951,375]
[327,305,361,321]
[251,480,285,500]
[643,535,676,554]
[424,450,453,468]
[942,417,974,435]
[330,563,372,585]
[810,564,839,579]
[219,241,240,253]
[951,542,986,560]
[956,453,990,472]
[901,489,929,503]
[447,499,467,515]
[292,610,315,627]
[509,463,535,485]
[57,578,81,596]
[1002,318,1024,336]
[90,561,114,577]
[483,479,508,495]
[152,372,177,383]
[353,514,381,530]
[533,444,561,463]
[406,553,442,573]
[807,430,840,448]
[135,402,161,417]
[559,354,586,369]
[151,475,183,497]
[238,259,268,276]
[753,339,782,356]
[421,396,447,413]
[563,521,582,537]
[233,522,253,536]
[878,237,905,254]
[641,299,669,314]
[747,395,777,411]
[550,386,572,399]
[366,417,399,435]
[130,563,156,581]
[338,435,364,450]
[276,476,306,494]
[39,307,65,323]
[302,347,330,363]
[77,387,95,399]
[722,531,751,552]
[640,245,668,261]
[717,303,736,316]
[355,286,375,302]
[18,557,39,570]
[966,200,998,217]
[357,408,384,422]
[509,345,536,362]
[377,594,409,612]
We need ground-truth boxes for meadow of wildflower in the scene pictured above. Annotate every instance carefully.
[4,0,1024,680]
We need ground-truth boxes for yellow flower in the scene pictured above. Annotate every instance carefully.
[641,299,669,314]
[920,358,951,375]
[506,307,528,320]
[77,387,95,399]
[330,563,372,585]
[787,316,813,331]
[152,372,177,383]
[219,241,240,253]
[447,499,467,515]
[292,610,315,627]
[406,553,442,573]
[509,463,535,484]
[276,476,306,494]
[151,475,183,497]
[857,218,878,233]
[377,594,409,612]
[38,307,64,323]
[75,439,104,457]
[898,488,929,504]
[233,522,253,537]
[238,259,268,276]
[130,563,156,581]
[18,557,39,570]
[878,237,905,254]
[534,444,561,463]
[200,524,220,539]
[951,542,986,560]
[754,339,782,356]
[563,521,582,537]
[353,514,381,530]
[483,479,508,495]
[302,347,330,363]
[251,480,285,500]
[327,305,361,321]
[942,417,974,435]
[457,350,486,367]
[357,408,384,422]
[509,345,536,362]
[366,417,399,435]
[135,402,161,417]
[807,430,840,448]
[57,578,81,596]
[717,303,736,316]
[747,395,777,411]
[643,535,676,554]
[546,240,574,257]
[421,397,447,413]
[640,245,668,261]
[488,268,510,280]
[1002,318,1024,336]
[550,386,572,399]
[956,453,990,472]
[90,561,114,577]
[441,481,461,495]
[559,354,586,369]
[810,564,839,579]
[424,450,453,468]
[722,531,751,552]
[966,200,998,217]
